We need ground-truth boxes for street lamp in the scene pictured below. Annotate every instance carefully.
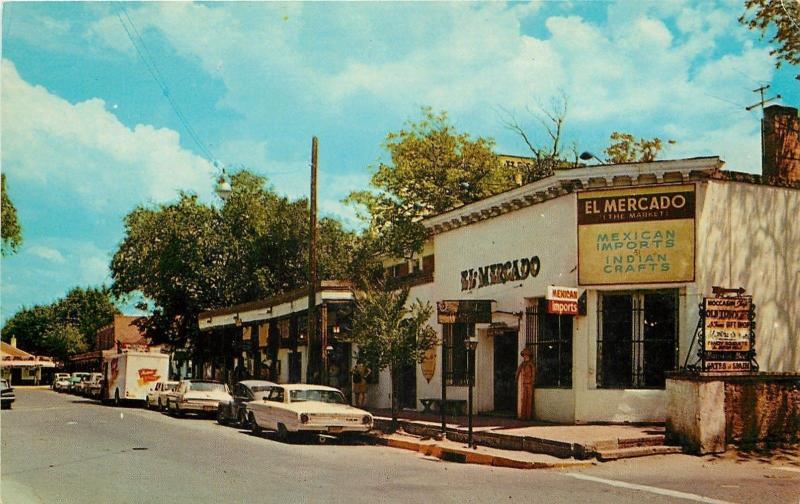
[324,344,334,385]
[215,169,232,201]
[465,335,479,449]
[579,151,604,164]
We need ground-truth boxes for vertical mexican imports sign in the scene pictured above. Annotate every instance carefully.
[577,184,695,285]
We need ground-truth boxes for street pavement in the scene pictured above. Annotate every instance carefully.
[2,388,798,504]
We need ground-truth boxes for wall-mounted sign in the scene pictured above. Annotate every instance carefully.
[699,290,756,373]
[577,184,695,285]
[460,256,540,291]
[546,286,579,315]
[437,300,492,324]
[420,347,436,383]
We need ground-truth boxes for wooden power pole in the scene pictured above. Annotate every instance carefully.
[307,137,319,384]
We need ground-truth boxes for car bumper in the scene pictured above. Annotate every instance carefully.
[295,424,372,434]
[178,401,220,413]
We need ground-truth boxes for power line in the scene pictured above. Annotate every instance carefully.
[115,6,218,165]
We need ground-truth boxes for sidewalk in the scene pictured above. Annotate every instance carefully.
[368,408,681,463]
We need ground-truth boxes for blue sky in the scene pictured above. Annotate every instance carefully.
[1,1,797,323]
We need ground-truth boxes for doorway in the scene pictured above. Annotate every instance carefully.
[494,330,518,413]
[288,352,302,383]
[397,360,417,410]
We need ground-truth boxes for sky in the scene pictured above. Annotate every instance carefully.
[1,0,798,324]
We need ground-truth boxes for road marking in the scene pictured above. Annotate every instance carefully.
[564,473,735,504]
[772,466,800,473]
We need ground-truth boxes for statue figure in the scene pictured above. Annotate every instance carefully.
[515,347,535,420]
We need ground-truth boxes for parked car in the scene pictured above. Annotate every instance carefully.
[1,379,15,409]
[52,373,70,390]
[146,381,178,410]
[76,373,102,397]
[246,384,373,442]
[85,373,104,399]
[53,375,72,392]
[166,380,232,417]
[217,380,276,427]
[68,372,91,393]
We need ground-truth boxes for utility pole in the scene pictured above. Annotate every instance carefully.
[746,85,781,112]
[307,137,319,384]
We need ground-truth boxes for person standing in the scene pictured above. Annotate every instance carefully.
[515,348,535,420]
[351,361,370,407]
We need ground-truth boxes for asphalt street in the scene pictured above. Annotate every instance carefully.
[2,389,798,504]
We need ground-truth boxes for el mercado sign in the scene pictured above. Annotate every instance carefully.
[702,294,754,372]
[546,286,579,315]
[577,184,695,285]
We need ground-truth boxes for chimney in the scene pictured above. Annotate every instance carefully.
[762,105,800,183]
[10,336,16,348]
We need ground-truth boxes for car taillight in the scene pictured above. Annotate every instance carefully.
[362,415,372,424]
[300,414,309,424]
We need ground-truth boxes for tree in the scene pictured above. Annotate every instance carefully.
[1,174,23,255]
[1,286,118,359]
[603,132,673,163]
[348,107,512,259]
[348,281,437,429]
[111,170,359,359]
[43,325,88,362]
[500,94,576,183]
[740,0,800,68]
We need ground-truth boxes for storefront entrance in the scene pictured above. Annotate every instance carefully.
[493,330,518,413]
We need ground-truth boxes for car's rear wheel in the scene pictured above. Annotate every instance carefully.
[158,398,164,411]
[113,389,120,407]
[250,413,262,436]
[217,406,227,425]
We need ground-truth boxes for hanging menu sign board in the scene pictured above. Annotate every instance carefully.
[701,292,755,373]
[437,300,492,324]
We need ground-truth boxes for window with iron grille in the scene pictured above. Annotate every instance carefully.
[525,298,573,388]
[597,290,679,389]
[442,323,474,386]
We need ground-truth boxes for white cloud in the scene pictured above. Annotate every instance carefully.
[28,245,66,264]
[1,59,217,212]
[85,2,776,172]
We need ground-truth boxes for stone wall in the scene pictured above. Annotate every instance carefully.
[666,373,800,454]
[724,377,800,445]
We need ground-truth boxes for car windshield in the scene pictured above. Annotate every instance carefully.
[189,382,226,392]
[164,383,178,391]
[289,389,346,404]
[250,386,272,393]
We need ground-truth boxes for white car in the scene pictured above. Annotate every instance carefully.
[146,381,178,410]
[166,380,232,417]
[52,373,70,390]
[246,384,373,441]
[53,374,71,392]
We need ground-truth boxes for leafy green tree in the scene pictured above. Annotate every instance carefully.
[43,325,88,362]
[111,170,359,357]
[348,282,437,429]
[1,305,56,355]
[1,286,117,359]
[348,107,512,259]
[740,0,800,68]
[603,132,673,163]
[1,174,23,255]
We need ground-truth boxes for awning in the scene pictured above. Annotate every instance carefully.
[488,311,521,332]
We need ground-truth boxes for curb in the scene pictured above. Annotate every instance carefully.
[376,436,595,470]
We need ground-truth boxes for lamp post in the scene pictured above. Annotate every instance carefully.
[579,151,604,164]
[465,335,478,449]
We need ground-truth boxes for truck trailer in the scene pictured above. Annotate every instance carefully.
[101,348,170,405]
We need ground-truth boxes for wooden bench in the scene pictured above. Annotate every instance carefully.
[420,398,467,416]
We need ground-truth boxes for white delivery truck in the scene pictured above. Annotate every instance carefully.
[101,347,170,405]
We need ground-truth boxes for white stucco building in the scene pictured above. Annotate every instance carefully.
[388,156,799,424]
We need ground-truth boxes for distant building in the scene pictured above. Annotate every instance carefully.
[69,315,149,372]
[1,337,56,385]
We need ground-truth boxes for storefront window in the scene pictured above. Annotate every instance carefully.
[443,323,474,386]
[597,290,678,389]
[525,299,573,388]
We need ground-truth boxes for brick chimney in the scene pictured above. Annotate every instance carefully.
[762,104,800,183]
